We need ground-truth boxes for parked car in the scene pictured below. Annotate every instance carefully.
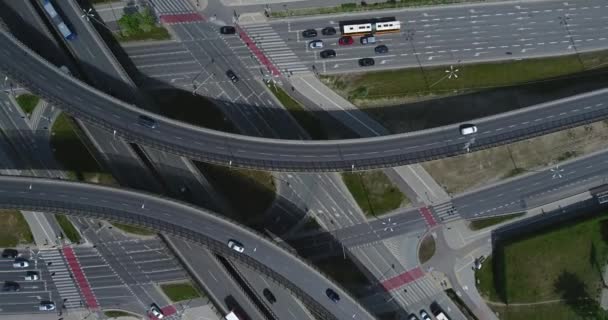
[420,310,432,320]
[360,34,376,45]
[309,40,324,49]
[408,314,420,320]
[220,26,236,34]
[302,29,317,38]
[358,58,375,67]
[1,249,18,258]
[149,303,165,319]
[325,288,340,302]
[459,124,478,135]
[321,26,336,35]
[338,36,353,46]
[374,45,389,54]
[3,281,20,292]
[226,70,239,83]
[320,49,336,59]
[263,288,276,303]
[228,240,245,253]
[13,258,29,268]
[39,301,55,311]
[25,271,39,281]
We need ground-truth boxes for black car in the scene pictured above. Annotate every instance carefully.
[226,70,239,83]
[137,115,157,129]
[374,45,389,54]
[320,49,336,59]
[358,58,375,67]
[220,26,236,34]
[263,288,276,303]
[321,27,336,36]
[325,288,340,302]
[3,281,20,292]
[302,29,317,38]
[1,249,18,258]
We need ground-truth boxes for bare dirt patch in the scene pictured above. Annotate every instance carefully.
[422,121,608,194]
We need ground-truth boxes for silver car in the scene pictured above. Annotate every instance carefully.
[228,240,245,253]
[309,40,324,49]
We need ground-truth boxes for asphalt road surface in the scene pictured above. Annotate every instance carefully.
[0,175,376,320]
[243,0,608,74]
[2,25,608,171]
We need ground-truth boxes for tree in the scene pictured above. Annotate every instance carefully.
[138,8,155,33]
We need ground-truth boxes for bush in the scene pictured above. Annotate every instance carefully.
[349,86,369,100]
[341,3,357,9]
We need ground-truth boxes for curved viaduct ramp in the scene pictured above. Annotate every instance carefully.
[2,30,608,171]
[0,175,375,320]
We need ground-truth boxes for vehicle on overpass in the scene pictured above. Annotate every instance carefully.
[339,17,400,35]
[41,0,76,40]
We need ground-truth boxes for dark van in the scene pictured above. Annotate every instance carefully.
[138,115,157,129]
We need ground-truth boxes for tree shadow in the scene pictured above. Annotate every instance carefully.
[554,271,601,319]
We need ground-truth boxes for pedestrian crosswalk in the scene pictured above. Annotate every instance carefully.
[40,249,83,310]
[149,0,195,15]
[242,23,310,76]
[433,201,460,223]
[398,275,441,306]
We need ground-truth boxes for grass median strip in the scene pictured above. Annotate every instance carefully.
[422,120,608,194]
[50,113,117,185]
[476,213,608,319]
[341,170,408,217]
[161,282,202,302]
[322,50,608,107]
[469,213,525,231]
[195,162,276,225]
[0,210,34,247]
[271,0,486,18]
[15,94,39,116]
[104,310,138,318]
[267,84,327,139]
[111,223,156,236]
[54,215,81,243]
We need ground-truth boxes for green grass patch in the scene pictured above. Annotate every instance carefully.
[116,8,170,42]
[111,223,156,236]
[50,113,117,185]
[341,171,408,217]
[271,0,485,17]
[15,94,39,115]
[194,162,276,225]
[0,210,34,247]
[104,310,137,318]
[418,235,436,264]
[54,215,81,243]
[266,84,327,139]
[160,282,202,302]
[322,50,608,105]
[469,213,525,231]
[476,213,608,319]
[116,25,170,42]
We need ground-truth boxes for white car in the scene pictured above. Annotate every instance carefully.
[149,304,165,319]
[13,259,29,268]
[459,124,478,135]
[25,271,39,281]
[39,301,55,311]
[228,240,245,253]
[420,310,432,320]
[309,40,324,49]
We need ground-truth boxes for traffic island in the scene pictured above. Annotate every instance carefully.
[160,282,202,302]
[341,170,409,217]
[14,93,39,117]
[418,234,436,264]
